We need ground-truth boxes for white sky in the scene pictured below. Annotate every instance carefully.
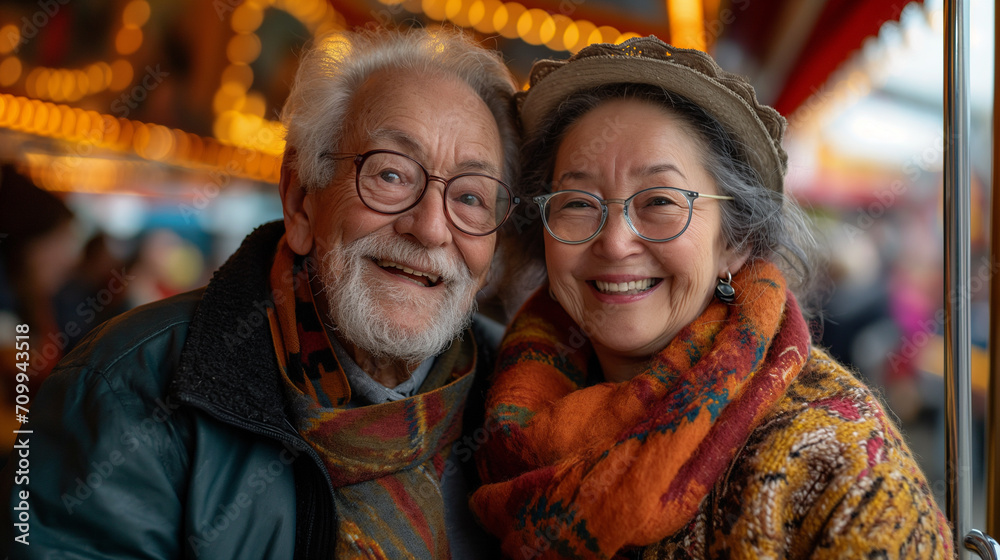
[807,0,992,168]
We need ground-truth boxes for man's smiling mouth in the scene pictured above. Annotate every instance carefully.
[374,258,443,287]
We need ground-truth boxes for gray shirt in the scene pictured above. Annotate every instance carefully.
[329,335,434,405]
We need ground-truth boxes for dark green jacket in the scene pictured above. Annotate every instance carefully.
[0,221,501,558]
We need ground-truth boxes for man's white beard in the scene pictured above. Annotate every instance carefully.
[317,232,480,365]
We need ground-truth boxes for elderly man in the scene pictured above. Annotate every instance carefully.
[0,28,518,558]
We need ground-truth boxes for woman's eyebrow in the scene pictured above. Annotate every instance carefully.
[555,170,592,184]
[635,163,686,179]
[558,164,686,183]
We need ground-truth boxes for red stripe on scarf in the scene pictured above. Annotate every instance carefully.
[660,295,809,508]
[380,476,436,552]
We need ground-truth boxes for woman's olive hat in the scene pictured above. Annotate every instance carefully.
[516,36,788,193]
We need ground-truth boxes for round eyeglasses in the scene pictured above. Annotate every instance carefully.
[533,187,733,244]
[322,149,518,236]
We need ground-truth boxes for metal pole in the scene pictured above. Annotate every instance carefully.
[966,529,1000,560]
[988,0,1000,539]
[944,0,973,556]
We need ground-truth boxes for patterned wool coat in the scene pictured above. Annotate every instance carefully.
[646,349,953,560]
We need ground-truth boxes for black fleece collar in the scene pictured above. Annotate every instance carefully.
[171,221,290,427]
[170,220,501,438]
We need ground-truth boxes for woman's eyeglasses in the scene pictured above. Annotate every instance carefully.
[532,187,732,244]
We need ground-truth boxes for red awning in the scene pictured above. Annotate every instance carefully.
[723,0,926,115]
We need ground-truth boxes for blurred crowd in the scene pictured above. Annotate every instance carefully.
[812,181,990,506]
[0,165,208,456]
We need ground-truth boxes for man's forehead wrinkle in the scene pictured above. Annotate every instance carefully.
[367,129,424,156]
[363,128,501,177]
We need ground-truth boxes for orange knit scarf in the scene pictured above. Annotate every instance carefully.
[470,261,810,559]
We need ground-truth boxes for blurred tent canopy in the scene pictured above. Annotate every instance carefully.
[0,0,925,194]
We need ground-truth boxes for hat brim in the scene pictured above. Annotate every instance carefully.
[519,55,784,193]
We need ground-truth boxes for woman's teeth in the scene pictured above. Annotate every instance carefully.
[594,279,655,294]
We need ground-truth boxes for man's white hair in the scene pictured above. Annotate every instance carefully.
[281,27,519,191]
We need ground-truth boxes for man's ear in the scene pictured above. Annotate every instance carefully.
[279,150,313,255]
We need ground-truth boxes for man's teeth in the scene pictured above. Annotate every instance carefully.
[594,279,655,294]
[376,260,441,284]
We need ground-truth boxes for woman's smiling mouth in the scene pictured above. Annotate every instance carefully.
[590,278,661,296]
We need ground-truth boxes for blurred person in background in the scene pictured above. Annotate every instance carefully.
[819,223,895,382]
[122,228,206,308]
[0,27,520,558]
[0,165,79,386]
[0,164,80,462]
[51,232,131,351]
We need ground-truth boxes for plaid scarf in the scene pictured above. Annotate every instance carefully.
[470,261,810,559]
[267,238,477,559]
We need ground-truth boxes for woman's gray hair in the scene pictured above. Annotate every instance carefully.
[281,27,519,190]
[501,83,819,311]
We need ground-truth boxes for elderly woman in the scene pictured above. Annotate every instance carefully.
[470,37,951,559]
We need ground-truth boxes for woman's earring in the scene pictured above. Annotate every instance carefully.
[715,271,735,303]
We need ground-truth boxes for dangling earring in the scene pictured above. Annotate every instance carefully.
[715,271,735,303]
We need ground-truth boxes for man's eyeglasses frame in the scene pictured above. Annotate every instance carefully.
[321,149,519,237]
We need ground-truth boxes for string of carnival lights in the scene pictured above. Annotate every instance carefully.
[0,0,708,191]
[0,0,342,189]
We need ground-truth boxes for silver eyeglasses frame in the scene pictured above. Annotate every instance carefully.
[532,186,733,244]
